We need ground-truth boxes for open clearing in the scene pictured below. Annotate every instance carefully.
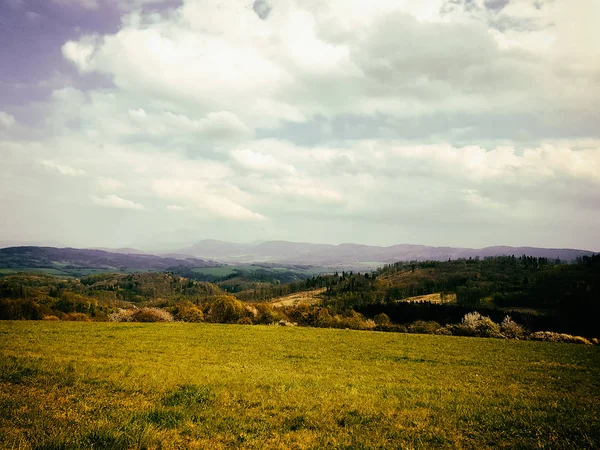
[1,322,599,449]
[397,293,457,304]
[270,288,326,308]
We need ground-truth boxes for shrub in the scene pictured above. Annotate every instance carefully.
[63,312,91,322]
[528,331,592,345]
[109,309,134,322]
[207,296,246,323]
[373,313,391,326]
[435,326,453,336]
[130,308,173,323]
[454,312,502,338]
[42,315,60,321]
[237,317,253,325]
[254,304,284,324]
[316,308,334,327]
[109,308,173,323]
[500,316,524,339]
[330,310,375,330]
[173,305,204,323]
[408,320,441,334]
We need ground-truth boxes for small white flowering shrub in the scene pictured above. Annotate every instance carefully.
[454,312,502,338]
[109,307,173,323]
[500,316,525,339]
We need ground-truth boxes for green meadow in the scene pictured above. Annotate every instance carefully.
[1,322,599,449]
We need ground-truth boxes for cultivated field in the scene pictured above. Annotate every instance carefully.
[1,322,599,449]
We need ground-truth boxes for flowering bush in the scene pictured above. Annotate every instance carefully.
[528,331,592,345]
[453,312,502,338]
[500,316,525,339]
[109,307,173,323]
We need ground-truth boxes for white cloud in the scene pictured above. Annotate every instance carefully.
[0,112,16,129]
[167,204,184,211]
[91,194,145,210]
[41,160,86,176]
[60,0,600,130]
[96,177,125,192]
[152,179,265,221]
[231,149,295,174]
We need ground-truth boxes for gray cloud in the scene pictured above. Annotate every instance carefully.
[252,0,272,20]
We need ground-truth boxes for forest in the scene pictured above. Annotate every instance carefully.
[0,254,598,338]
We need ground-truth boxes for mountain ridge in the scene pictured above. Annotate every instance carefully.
[0,242,594,273]
[173,240,595,266]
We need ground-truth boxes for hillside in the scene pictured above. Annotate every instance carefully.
[0,246,216,275]
[174,239,594,267]
[1,254,599,338]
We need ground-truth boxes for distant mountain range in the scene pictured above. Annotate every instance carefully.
[0,247,214,272]
[172,240,595,267]
[0,242,594,273]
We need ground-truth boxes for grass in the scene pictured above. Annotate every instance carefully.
[398,293,457,304]
[1,322,599,449]
[270,288,326,307]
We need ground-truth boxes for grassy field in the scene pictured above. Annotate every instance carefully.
[1,322,599,449]
[398,293,457,304]
[270,288,327,308]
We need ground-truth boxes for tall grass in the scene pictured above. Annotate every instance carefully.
[1,321,599,449]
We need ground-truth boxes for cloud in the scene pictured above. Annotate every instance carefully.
[0,112,16,129]
[253,0,272,20]
[41,160,86,176]
[59,0,599,141]
[91,194,144,210]
[2,0,600,250]
[231,149,295,174]
[152,179,265,221]
[52,0,176,11]
[53,0,99,9]
[96,177,125,192]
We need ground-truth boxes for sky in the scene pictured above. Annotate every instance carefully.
[1,0,599,251]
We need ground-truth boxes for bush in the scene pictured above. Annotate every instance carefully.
[331,310,376,330]
[528,331,592,345]
[63,312,91,322]
[109,308,173,323]
[42,315,60,321]
[407,320,441,334]
[207,296,247,323]
[453,312,502,338]
[500,316,525,339]
[254,303,284,324]
[173,305,204,323]
[435,326,453,336]
[237,317,253,325]
[373,313,391,326]
[130,308,173,322]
